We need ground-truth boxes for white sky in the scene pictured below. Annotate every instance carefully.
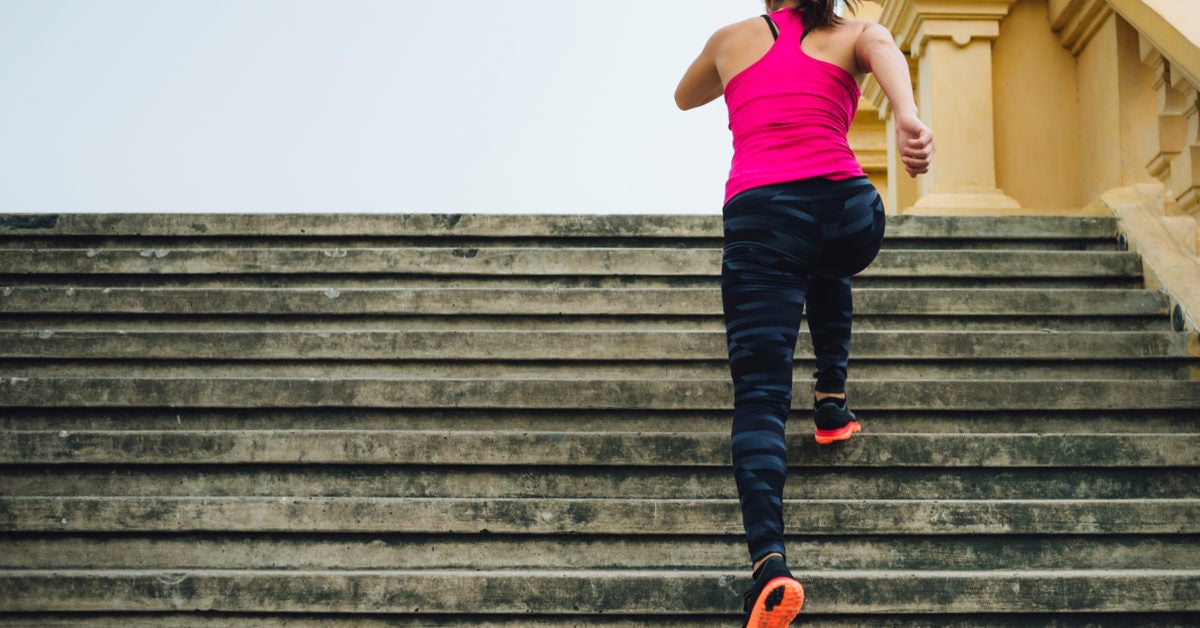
[0,0,761,214]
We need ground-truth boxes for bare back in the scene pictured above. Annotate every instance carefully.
[714,13,871,88]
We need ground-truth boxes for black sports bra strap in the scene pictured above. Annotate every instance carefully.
[762,15,779,41]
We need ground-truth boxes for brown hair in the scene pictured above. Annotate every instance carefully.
[796,0,862,30]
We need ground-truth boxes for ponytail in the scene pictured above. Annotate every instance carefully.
[797,0,861,30]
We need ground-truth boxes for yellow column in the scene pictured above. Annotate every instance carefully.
[881,0,1021,213]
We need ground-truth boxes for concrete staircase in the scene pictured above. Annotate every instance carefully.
[1,213,1198,626]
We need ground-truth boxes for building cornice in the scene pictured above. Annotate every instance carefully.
[1047,0,1114,55]
[880,0,1019,56]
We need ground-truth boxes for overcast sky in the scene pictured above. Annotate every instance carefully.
[1,0,764,214]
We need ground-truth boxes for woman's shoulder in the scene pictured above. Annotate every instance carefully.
[827,18,874,38]
[705,15,775,58]
[712,15,772,42]
[814,18,880,54]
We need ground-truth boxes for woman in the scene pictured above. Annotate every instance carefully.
[676,1,933,625]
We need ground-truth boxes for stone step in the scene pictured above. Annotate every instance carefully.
[4,431,1195,468]
[2,378,1197,410]
[6,467,1196,500]
[3,408,1195,434]
[2,614,1198,628]
[0,213,1118,240]
[2,361,1191,382]
[0,276,1147,292]
[0,279,1150,294]
[3,330,1191,361]
[6,535,1197,571]
[3,497,1197,534]
[1,237,1124,253]
[0,287,1169,316]
[0,569,1195,614]
[0,212,1191,622]
[0,248,1142,278]
[0,313,1171,333]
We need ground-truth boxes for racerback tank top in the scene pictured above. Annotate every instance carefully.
[723,7,865,204]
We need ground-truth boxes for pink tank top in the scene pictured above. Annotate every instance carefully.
[723,8,864,204]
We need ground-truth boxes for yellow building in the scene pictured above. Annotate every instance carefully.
[853,0,1200,329]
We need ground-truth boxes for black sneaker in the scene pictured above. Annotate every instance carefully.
[813,397,861,445]
[741,555,805,627]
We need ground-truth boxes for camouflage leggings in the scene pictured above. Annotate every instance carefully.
[721,176,885,563]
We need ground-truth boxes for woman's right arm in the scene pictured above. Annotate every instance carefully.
[854,23,934,177]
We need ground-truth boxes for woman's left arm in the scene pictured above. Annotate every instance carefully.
[675,30,726,110]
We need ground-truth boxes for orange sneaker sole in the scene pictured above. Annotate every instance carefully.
[814,421,861,445]
[746,576,805,628]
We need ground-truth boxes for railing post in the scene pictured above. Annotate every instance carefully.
[880,0,1020,213]
[1140,40,1200,217]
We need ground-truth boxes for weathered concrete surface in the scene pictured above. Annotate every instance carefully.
[0,213,1117,239]
[6,535,1197,571]
[0,248,1142,277]
[1,360,1190,382]
[1105,185,1200,332]
[1,378,1197,409]
[2,330,1192,360]
[2,496,1198,535]
[1,614,1198,628]
[0,570,1196,613]
[3,430,1196,468]
[5,466,1194,501]
[2,407,1197,434]
[0,312,1165,333]
[0,212,1195,621]
[0,286,1169,315]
